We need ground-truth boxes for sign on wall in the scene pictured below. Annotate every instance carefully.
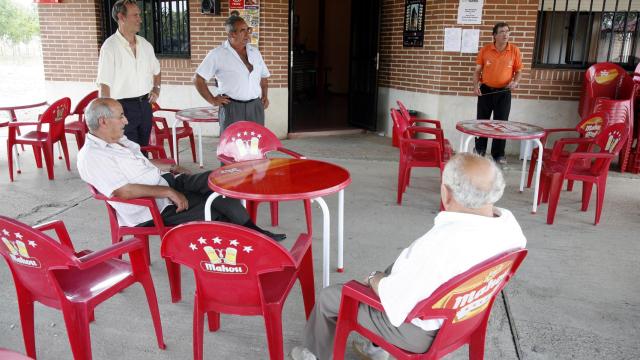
[230,0,260,46]
[403,0,426,47]
[457,0,483,25]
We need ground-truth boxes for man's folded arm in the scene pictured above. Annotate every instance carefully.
[113,184,189,212]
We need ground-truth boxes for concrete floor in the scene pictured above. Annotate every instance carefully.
[0,134,638,359]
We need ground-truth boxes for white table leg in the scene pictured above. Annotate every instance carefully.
[531,139,544,214]
[197,123,204,168]
[204,192,221,221]
[463,135,474,153]
[313,197,331,288]
[337,189,344,273]
[172,120,180,164]
[519,140,530,193]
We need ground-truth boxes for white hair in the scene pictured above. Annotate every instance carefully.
[442,153,505,208]
[85,99,114,132]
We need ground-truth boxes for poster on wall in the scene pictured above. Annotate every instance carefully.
[457,0,483,25]
[230,0,260,46]
[403,0,426,47]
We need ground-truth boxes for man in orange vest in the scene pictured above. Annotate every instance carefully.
[473,22,523,165]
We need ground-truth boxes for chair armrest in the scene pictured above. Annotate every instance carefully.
[407,126,444,141]
[33,220,75,251]
[341,280,386,313]
[410,118,442,129]
[141,145,171,160]
[289,233,312,268]
[77,237,146,269]
[400,137,442,151]
[217,154,235,165]
[565,152,614,173]
[157,108,180,113]
[8,121,39,127]
[276,147,305,159]
[551,138,594,161]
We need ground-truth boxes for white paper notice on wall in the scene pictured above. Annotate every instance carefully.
[461,29,480,53]
[444,28,462,52]
[457,0,483,25]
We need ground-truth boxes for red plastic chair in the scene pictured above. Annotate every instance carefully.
[333,249,528,360]
[0,216,165,360]
[538,123,629,225]
[7,98,72,181]
[161,222,315,360]
[391,108,449,205]
[592,97,633,172]
[397,101,453,157]
[64,90,98,150]
[217,121,313,235]
[629,66,640,173]
[578,62,627,119]
[151,102,196,163]
[87,185,182,303]
[526,112,609,189]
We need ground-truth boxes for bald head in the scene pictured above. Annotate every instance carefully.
[442,153,505,209]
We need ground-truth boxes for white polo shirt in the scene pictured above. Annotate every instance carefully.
[195,40,270,101]
[377,208,527,332]
[77,134,172,227]
[96,30,161,99]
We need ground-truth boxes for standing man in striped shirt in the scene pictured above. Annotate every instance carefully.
[97,0,161,147]
[473,22,523,165]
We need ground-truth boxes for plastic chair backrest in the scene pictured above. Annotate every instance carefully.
[0,216,77,303]
[617,75,635,100]
[576,112,608,138]
[217,121,283,161]
[396,100,413,122]
[390,108,409,137]
[584,62,625,97]
[593,98,632,130]
[404,249,527,357]
[590,123,629,174]
[161,222,296,310]
[40,98,71,141]
[72,91,98,116]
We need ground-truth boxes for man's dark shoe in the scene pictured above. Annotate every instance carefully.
[494,156,507,165]
[262,230,286,242]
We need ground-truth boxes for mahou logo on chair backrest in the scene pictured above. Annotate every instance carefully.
[432,261,513,323]
[184,235,255,274]
[1,229,41,268]
[230,130,264,160]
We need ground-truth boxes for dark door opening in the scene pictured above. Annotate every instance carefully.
[288,0,380,133]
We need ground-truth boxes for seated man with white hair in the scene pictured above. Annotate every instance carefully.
[77,97,285,240]
[291,153,527,360]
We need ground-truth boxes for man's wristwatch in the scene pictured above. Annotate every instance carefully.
[367,271,379,287]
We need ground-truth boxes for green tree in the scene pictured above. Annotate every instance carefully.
[0,0,39,44]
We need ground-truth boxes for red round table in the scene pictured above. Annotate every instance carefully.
[173,107,219,168]
[456,120,545,213]
[204,158,352,287]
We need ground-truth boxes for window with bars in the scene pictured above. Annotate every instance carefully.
[534,0,639,70]
[102,0,190,58]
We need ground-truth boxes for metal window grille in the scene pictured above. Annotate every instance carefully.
[533,0,639,70]
[102,0,190,58]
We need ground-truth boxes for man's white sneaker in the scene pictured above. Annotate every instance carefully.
[290,346,317,360]
[352,339,390,360]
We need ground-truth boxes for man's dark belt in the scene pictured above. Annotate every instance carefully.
[118,94,149,102]
[227,97,259,104]
[481,84,509,92]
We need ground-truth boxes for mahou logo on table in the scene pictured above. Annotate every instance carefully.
[187,235,254,274]
[1,229,41,268]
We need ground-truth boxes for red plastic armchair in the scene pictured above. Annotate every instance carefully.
[333,249,528,360]
[217,121,312,234]
[142,128,176,167]
[0,216,165,360]
[391,108,449,205]
[7,98,72,181]
[64,90,98,150]
[578,62,627,119]
[527,112,609,189]
[151,102,196,163]
[87,185,182,303]
[593,97,633,172]
[161,222,315,360]
[397,101,453,157]
[538,123,628,225]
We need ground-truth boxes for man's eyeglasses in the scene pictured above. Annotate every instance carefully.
[236,27,253,34]
[496,30,510,35]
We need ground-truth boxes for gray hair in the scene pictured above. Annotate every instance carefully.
[225,15,245,34]
[112,0,137,22]
[442,153,505,208]
[85,98,114,132]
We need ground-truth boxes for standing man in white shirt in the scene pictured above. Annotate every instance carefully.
[97,0,161,147]
[290,153,527,360]
[193,15,270,133]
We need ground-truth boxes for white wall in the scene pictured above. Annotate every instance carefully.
[44,81,289,138]
[378,87,581,155]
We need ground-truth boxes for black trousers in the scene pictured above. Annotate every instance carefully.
[475,84,512,159]
[137,171,250,227]
[119,96,153,147]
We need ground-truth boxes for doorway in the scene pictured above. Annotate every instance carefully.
[288,0,380,133]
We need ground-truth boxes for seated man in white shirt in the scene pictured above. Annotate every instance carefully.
[291,153,527,360]
[77,98,285,241]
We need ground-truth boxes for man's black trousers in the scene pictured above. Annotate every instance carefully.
[475,84,511,159]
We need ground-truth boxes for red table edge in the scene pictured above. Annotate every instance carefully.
[175,108,220,122]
